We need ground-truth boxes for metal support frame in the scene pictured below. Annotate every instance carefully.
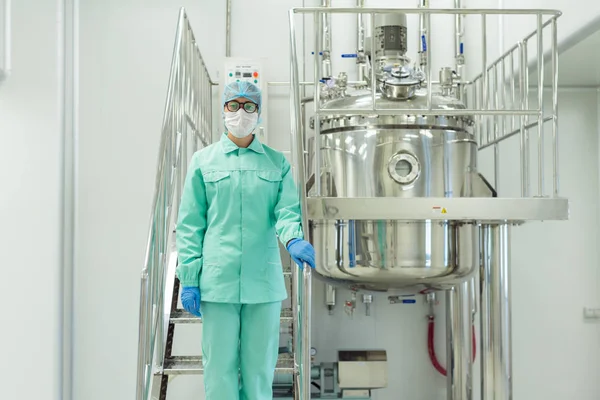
[288,7,564,400]
[446,282,474,400]
[480,224,512,399]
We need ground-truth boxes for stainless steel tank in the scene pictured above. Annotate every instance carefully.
[307,90,494,292]
[304,12,494,292]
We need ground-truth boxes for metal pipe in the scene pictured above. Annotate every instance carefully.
[426,10,432,110]
[446,283,473,400]
[0,0,11,81]
[551,17,559,196]
[225,0,232,57]
[322,0,332,78]
[537,15,545,197]
[370,12,376,111]
[480,224,512,400]
[419,0,429,69]
[314,11,322,196]
[454,0,464,78]
[356,0,366,82]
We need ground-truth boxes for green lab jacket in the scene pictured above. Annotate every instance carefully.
[175,133,304,303]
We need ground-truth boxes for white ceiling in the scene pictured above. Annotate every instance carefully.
[552,28,600,87]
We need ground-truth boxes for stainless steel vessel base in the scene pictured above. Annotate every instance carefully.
[311,220,478,291]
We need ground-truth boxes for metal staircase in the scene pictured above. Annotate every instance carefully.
[135,9,300,400]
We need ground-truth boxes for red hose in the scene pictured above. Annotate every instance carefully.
[427,316,477,377]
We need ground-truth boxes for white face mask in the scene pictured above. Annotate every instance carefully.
[224,111,259,138]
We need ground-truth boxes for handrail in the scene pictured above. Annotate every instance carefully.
[136,8,213,400]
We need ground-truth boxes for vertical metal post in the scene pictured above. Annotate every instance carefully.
[446,282,473,400]
[321,0,332,79]
[356,0,365,82]
[454,0,464,78]
[426,11,432,110]
[536,14,545,196]
[314,11,322,196]
[301,264,313,400]
[136,270,149,400]
[370,12,377,111]
[225,0,232,57]
[510,51,515,132]
[519,42,529,197]
[289,10,313,400]
[551,17,559,196]
[480,224,512,400]
[493,64,500,191]
[481,15,487,146]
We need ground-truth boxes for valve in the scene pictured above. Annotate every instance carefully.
[345,291,357,317]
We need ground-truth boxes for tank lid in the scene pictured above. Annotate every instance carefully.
[317,90,474,133]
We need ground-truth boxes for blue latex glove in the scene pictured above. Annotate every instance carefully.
[181,287,202,317]
[286,239,316,270]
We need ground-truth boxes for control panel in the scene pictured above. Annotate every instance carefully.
[224,65,261,86]
[221,58,268,144]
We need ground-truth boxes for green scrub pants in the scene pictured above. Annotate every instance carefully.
[201,301,282,400]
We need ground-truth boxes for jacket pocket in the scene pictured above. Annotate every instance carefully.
[203,170,231,183]
[203,170,231,202]
[256,170,282,183]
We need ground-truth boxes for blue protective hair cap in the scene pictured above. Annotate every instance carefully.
[222,81,262,116]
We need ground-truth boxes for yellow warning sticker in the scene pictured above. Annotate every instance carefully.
[433,206,448,214]
[441,208,447,214]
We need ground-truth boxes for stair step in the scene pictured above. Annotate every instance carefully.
[170,308,294,324]
[169,311,201,323]
[162,354,295,375]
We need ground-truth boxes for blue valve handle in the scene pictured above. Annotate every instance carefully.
[421,35,427,52]
[341,53,358,58]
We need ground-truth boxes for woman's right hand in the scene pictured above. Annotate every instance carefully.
[181,287,202,317]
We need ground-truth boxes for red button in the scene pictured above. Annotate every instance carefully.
[253,71,259,78]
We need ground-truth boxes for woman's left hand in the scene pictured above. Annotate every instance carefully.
[286,239,316,270]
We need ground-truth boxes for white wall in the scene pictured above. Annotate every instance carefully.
[1,1,595,400]
[477,89,600,399]
[75,1,222,399]
[0,1,62,399]
[502,0,600,55]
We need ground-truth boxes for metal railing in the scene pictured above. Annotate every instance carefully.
[136,8,214,400]
[289,7,561,199]
[466,14,560,197]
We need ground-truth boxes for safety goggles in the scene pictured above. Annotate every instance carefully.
[224,100,259,113]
